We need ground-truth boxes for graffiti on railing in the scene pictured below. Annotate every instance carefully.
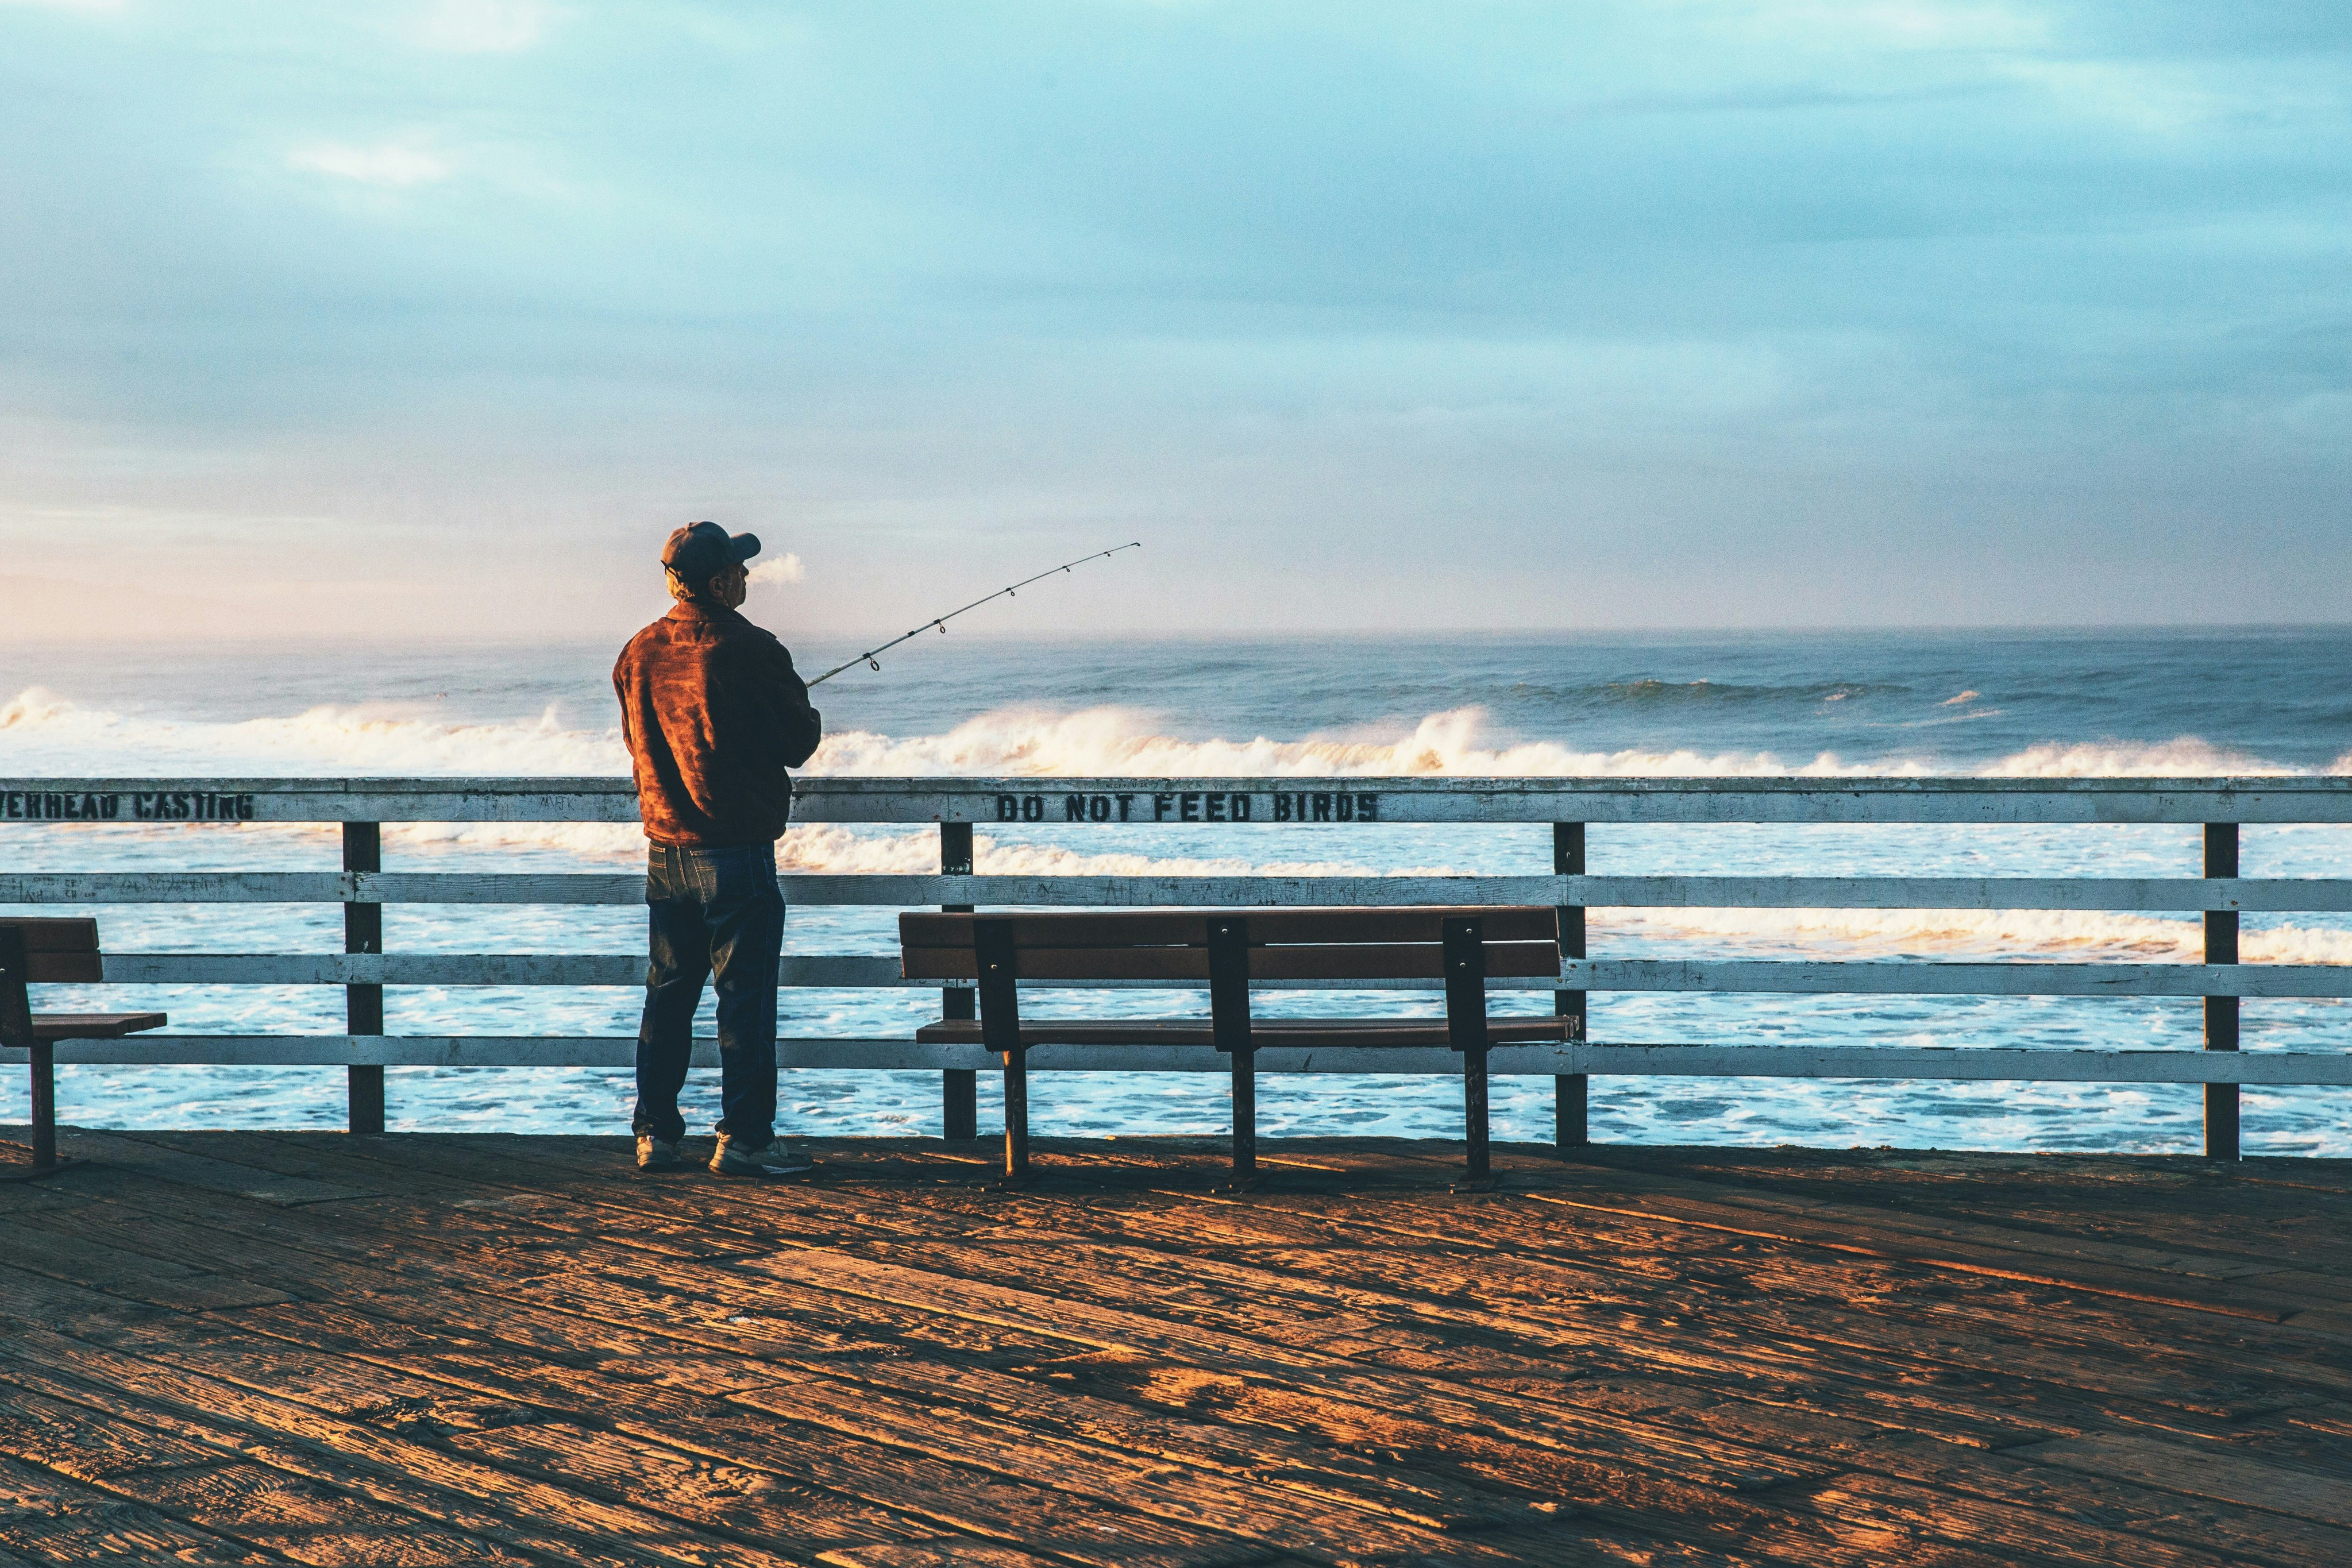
[2,790,258,823]
[996,789,1384,823]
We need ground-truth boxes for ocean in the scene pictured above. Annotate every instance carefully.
[4,626,2349,1154]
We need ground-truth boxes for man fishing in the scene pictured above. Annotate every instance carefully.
[615,522,823,1176]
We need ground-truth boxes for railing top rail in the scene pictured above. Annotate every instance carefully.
[6,775,2352,823]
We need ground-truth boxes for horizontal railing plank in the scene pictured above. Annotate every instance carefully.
[74,953,2352,996]
[1559,960,2352,998]
[8,871,2351,912]
[10,1036,2347,1082]
[1570,876,2352,913]
[92,954,905,987]
[7,775,2352,824]
[2,872,353,902]
[794,778,2352,827]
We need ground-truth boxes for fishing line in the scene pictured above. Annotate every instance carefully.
[806,542,1142,686]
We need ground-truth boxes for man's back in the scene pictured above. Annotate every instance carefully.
[614,600,822,847]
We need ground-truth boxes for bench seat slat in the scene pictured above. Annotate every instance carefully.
[914,1017,1571,1048]
[899,907,1559,948]
[903,940,1561,982]
[29,1011,168,1041]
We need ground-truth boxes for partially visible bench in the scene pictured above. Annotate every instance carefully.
[901,907,1566,1186]
[1,918,167,1178]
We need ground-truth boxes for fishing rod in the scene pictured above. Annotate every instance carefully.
[807,542,1143,686]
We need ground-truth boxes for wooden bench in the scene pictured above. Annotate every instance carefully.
[901,907,1566,1186]
[0,918,167,1179]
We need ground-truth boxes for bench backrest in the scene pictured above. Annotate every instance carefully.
[0,918,102,983]
[899,907,1561,982]
[0,917,101,1050]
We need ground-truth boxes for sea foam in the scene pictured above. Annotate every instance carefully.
[3,688,2334,781]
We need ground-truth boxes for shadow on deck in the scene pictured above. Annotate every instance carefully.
[3,1130,2349,1566]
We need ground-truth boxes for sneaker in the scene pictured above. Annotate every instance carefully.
[708,1134,814,1177]
[635,1134,682,1172]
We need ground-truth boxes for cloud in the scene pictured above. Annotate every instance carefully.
[414,0,557,53]
[748,553,806,587]
[287,140,449,188]
[1999,58,2222,133]
[6,2,2352,637]
[1697,0,2048,51]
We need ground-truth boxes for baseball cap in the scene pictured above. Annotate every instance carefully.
[661,521,761,583]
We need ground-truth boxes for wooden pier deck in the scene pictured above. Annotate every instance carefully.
[2,1132,2349,1566]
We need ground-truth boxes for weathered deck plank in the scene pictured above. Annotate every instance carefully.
[2,1192,1657,1562]
[4,1129,2349,1567]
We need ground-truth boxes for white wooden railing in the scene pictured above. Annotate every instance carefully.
[5,775,2350,1156]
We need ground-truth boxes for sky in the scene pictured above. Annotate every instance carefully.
[1,0,2347,642]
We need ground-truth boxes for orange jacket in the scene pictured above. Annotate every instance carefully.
[614,601,822,847]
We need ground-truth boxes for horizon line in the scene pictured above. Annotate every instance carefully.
[4,621,2351,650]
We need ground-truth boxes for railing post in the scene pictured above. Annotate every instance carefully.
[2204,822,2239,1161]
[344,822,385,1135]
[1554,822,1588,1152]
[939,821,978,1141]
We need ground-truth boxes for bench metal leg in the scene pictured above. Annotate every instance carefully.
[1206,915,1256,1188]
[1002,1048,1030,1184]
[30,1041,55,1172]
[974,917,1026,1185]
[1463,1046,1490,1184]
[1442,916,1493,1187]
[1229,1048,1256,1183]
[0,926,61,1179]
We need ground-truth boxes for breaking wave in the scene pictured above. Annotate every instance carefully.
[7,688,2343,781]
[0,688,624,776]
[812,706,2337,779]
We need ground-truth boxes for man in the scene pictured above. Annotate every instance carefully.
[615,522,823,1175]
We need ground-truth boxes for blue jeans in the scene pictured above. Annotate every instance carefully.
[634,842,784,1146]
